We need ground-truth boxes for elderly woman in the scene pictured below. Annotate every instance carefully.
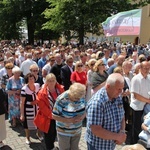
[20,73,41,144]
[52,83,86,150]
[70,61,87,85]
[6,67,24,127]
[91,59,108,94]
[30,64,44,87]
[34,73,64,150]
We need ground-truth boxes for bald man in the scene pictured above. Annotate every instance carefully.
[86,73,126,150]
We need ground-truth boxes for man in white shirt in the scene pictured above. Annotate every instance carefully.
[20,53,37,76]
[130,61,150,144]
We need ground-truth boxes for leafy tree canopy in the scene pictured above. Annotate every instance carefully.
[43,0,148,44]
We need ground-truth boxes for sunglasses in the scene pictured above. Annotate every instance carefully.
[77,65,83,67]
[99,64,105,66]
[91,63,95,66]
[32,70,38,72]
[7,67,13,69]
[50,60,55,62]
[68,61,73,63]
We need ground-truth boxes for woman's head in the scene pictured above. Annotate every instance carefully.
[12,66,22,76]
[30,64,39,74]
[113,66,123,75]
[88,59,97,69]
[68,83,86,101]
[75,61,83,71]
[24,73,36,84]
[93,59,105,72]
[5,63,14,70]
[45,73,57,88]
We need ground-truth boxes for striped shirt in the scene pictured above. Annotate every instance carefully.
[53,91,86,136]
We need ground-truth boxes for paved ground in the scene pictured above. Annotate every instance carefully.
[1,119,124,150]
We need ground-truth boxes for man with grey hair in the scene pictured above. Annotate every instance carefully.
[20,53,37,76]
[86,73,126,150]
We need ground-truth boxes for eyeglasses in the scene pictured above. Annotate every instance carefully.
[50,60,55,62]
[91,63,95,66]
[99,64,105,66]
[77,65,83,67]
[6,67,13,69]
[68,61,73,63]
[32,70,38,72]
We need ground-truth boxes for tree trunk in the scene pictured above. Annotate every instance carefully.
[27,17,35,45]
[78,25,84,45]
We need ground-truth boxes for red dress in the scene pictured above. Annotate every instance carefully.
[70,71,87,85]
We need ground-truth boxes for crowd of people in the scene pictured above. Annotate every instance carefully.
[0,40,150,150]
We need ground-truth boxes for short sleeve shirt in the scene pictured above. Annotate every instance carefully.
[130,73,150,110]
[85,87,124,150]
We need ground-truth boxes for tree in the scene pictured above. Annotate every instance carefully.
[43,0,146,45]
[0,0,57,45]
[0,0,22,40]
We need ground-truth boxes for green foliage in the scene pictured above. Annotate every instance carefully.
[0,0,148,44]
[0,0,22,40]
[0,0,59,44]
[43,0,140,44]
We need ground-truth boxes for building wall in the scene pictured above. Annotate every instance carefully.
[85,5,150,45]
[140,5,150,44]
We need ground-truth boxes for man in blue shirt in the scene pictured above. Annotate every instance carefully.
[85,73,126,150]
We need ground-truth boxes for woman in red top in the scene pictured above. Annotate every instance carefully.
[34,73,64,150]
[70,61,87,85]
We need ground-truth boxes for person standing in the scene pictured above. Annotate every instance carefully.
[50,53,65,84]
[91,59,108,94]
[34,73,64,150]
[20,73,41,144]
[130,61,150,144]
[70,61,87,86]
[52,83,86,150]
[6,67,24,127]
[0,89,7,148]
[85,73,126,150]
[20,53,37,76]
[86,59,97,101]
[61,55,74,91]
[30,64,44,87]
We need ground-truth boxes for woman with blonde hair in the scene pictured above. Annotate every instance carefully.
[30,64,44,87]
[34,73,64,150]
[53,82,86,150]
[111,52,118,62]
[91,59,108,93]
[86,59,97,101]
[70,61,87,85]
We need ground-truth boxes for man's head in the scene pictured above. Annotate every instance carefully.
[103,48,110,58]
[122,60,132,74]
[105,73,124,100]
[55,53,62,65]
[140,61,150,78]
[117,55,125,66]
[66,55,74,67]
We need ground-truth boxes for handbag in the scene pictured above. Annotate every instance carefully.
[34,110,50,133]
